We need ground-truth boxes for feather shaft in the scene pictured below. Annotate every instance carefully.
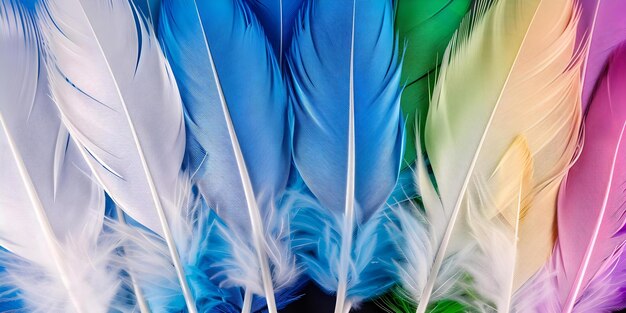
[334,3,357,312]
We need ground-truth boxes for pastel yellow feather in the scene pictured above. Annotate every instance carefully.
[417,0,582,310]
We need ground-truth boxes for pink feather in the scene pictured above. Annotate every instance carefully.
[579,0,626,109]
[553,42,626,313]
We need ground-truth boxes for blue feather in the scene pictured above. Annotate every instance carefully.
[245,0,306,62]
[159,0,297,311]
[287,0,403,220]
[159,0,289,234]
[286,0,404,309]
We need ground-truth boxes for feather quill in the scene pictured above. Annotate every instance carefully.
[415,0,581,311]
[38,0,196,311]
[159,0,296,311]
[245,0,305,64]
[516,42,626,313]
[0,2,121,312]
[579,0,626,109]
[394,0,471,167]
[287,0,404,311]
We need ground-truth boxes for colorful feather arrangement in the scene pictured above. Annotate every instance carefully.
[1,0,626,312]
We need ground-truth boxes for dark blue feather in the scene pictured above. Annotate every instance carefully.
[245,0,306,61]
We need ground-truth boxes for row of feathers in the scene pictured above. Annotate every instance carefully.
[0,0,625,312]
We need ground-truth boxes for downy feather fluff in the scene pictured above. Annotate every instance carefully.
[159,0,297,312]
[0,2,122,312]
[579,0,626,109]
[287,0,404,311]
[515,42,626,313]
[245,0,306,64]
[394,0,471,167]
[38,0,196,311]
[413,0,582,311]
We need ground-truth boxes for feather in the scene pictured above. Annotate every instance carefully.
[0,2,122,312]
[394,0,471,167]
[287,0,404,311]
[245,0,306,64]
[579,0,626,109]
[516,41,626,313]
[37,0,196,311]
[415,0,582,310]
[158,0,296,312]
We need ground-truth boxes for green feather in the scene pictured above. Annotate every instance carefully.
[395,0,471,167]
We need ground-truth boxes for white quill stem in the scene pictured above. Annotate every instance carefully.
[334,2,357,313]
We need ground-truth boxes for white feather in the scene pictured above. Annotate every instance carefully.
[0,4,119,312]
[38,0,195,310]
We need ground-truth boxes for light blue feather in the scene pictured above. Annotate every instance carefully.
[286,0,404,307]
[245,0,306,61]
